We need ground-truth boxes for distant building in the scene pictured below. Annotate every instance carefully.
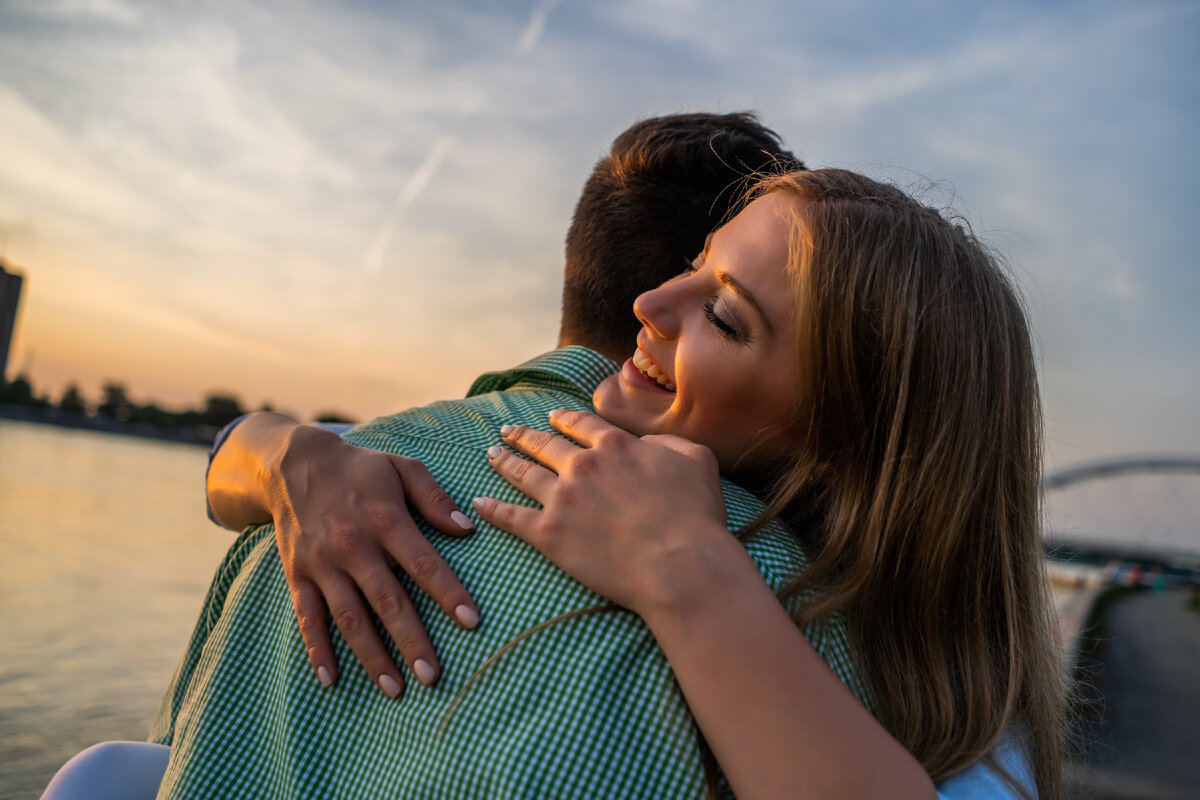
[0,260,24,382]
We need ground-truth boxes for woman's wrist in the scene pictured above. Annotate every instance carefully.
[208,412,310,529]
[263,421,346,516]
[634,520,767,631]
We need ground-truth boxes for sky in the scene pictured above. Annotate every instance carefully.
[0,0,1197,471]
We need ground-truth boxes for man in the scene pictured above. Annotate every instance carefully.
[201,113,809,698]
[148,113,871,798]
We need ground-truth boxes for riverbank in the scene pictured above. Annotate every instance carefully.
[0,403,216,446]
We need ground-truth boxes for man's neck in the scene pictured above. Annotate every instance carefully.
[554,335,627,364]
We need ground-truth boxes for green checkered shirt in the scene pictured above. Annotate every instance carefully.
[150,347,872,799]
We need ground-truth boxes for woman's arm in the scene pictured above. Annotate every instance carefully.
[473,410,936,800]
[207,411,309,530]
[641,546,936,800]
[206,411,481,696]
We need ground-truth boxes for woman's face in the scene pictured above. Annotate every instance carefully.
[593,191,806,474]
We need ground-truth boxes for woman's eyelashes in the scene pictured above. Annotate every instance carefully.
[682,253,746,340]
[704,299,744,340]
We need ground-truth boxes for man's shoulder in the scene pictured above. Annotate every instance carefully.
[717,479,807,593]
[343,347,618,453]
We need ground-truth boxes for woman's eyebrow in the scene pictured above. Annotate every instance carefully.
[715,269,775,336]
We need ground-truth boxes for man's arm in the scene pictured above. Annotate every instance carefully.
[207,411,481,697]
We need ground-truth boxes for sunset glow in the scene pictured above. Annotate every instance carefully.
[1,0,1196,464]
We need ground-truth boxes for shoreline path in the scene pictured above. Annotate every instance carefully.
[1065,587,1200,800]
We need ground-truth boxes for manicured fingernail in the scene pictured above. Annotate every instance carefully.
[413,659,436,686]
[487,445,502,459]
[450,510,473,530]
[317,666,333,688]
[455,604,480,629]
[379,674,402,698]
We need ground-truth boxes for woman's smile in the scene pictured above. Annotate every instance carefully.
[631,344,676,392]
[593,191,806,475]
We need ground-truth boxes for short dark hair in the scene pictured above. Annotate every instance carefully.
[559,112,803,358]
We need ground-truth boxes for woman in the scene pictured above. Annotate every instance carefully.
[472,170,1066,798]
[44,169,1063,800]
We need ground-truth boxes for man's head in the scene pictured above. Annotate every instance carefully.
[558,112,802,360]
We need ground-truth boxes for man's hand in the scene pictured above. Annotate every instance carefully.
[208,412,479,698]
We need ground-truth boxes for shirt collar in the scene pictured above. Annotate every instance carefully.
[466,346,619,400]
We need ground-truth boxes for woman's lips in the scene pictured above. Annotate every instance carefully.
[626,347,676,393]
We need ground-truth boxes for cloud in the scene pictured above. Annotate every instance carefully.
[0,220,36,254]
[516,0,561,53]
[0,84,165,232]
[1104,269,1140,303]
[11,0,140,26]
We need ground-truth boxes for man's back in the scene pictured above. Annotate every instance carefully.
[151,348,868,798]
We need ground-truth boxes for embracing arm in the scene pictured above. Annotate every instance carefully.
[639,539,936,800]
[206,410,481,696]
[474,410,936,800]
[207,411,307,530]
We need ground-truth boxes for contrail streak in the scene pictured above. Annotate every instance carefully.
[364,135,455,275]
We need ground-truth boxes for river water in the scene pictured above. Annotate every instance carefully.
[0,419,233,800]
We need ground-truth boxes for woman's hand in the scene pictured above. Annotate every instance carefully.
[473,409,937,800]
[207,412,480,698]
[471,408,742,618]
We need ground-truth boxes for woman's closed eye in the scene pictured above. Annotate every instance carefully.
[704,299,744,340]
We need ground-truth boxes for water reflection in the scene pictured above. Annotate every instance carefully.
[0,419,235,800]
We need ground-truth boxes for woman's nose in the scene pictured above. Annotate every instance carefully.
[633,278,682,339]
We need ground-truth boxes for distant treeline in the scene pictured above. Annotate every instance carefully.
[0,374,357,436]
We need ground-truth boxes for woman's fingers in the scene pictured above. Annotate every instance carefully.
[272,444,483,693]
[372,518,480,631]
[546,408,627,447]
[471,495,545,546]
[486,443,559,503]
[319,573,441,695]
[351,561,444,689]
[498,419,595,473]
[387,454,475,537]
[294,521,477,693]
[290,578,338,688]
[320,574,413,698]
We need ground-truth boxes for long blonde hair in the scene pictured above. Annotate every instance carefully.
[752,169,1066,798]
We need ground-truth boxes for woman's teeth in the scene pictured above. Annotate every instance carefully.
[632,348,676,392]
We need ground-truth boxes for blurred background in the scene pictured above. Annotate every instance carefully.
[0,1,1197,797]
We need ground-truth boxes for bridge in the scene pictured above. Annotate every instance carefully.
[1041,455,1200,569]
[1041,455,1200,491]
[1038,456,1200,663]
